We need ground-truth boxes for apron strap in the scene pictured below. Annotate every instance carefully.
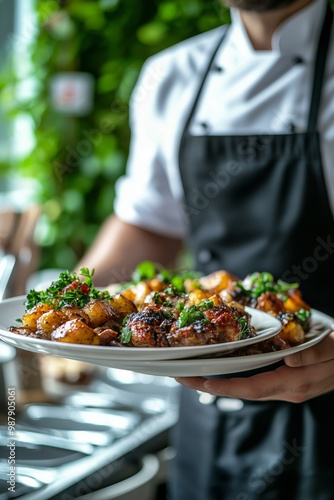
[181,26,230,136]
[307,3,333,133]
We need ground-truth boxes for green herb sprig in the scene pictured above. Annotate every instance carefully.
[177,300,214,328]
[236,316,252,340]
[120,327,132,344]
[295,308,311,330]
[235,272,299,300]
[130,261,202,293]
[25,268,111,310]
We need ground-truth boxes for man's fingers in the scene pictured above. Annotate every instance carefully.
[285,331,334,367]
[176,360,334,402]
[174,377,208,391]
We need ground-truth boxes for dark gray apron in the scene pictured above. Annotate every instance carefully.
[170,5,334,500]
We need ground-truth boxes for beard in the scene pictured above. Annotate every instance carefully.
[222,0,299,11]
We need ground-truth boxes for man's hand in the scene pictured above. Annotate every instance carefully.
[175,332,334,403]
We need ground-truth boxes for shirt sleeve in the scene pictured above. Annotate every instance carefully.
[114,58,187,239]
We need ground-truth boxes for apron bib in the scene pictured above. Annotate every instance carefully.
[170,5,334,500]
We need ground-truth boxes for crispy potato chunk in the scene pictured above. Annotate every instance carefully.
[127,282,152,307]
[22,303,54,330]
[198,270,238,293]
[83,300,119,327]
[186,289,212,306]
[52,319,100,344]
[284,289,311,313]
[62,306,90,323]
[147,278,166,292]
[280,319,305,345]
[37,310,67,339]
[108,294,137,318]
[121,288,136,302]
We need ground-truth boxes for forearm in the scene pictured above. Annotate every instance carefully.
[76,215,183,286]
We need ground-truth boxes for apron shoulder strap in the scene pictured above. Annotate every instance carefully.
[307,3,333,133]
[181,25,230,135]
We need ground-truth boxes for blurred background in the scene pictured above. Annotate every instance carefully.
[0,0,229,293]
[0,5,230,498]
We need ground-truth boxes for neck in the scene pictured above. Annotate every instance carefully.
[239,0,314,50]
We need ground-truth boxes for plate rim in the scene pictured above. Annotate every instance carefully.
[103,317,333,376]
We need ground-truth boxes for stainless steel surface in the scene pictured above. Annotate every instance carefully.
[0,426,94,454]
[0,372,180,500]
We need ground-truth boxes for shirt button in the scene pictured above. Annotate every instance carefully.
[213,64,224,72]
[289,122,296,132]
[198,249,212,264]
[293,56,304,64]
[200,122,209,130]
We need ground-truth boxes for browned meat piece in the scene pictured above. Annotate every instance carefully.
[230,334,290,356]
[167,321,225,346]
[125,310,167,347]
[9,326,38,337]
[204,307,244,342]
[94,327,119,345]
[256,292,285,314]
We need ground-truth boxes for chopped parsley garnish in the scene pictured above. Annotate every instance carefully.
[162,310,173,319]
[25,268,111,310]
[198,299,214,311]
[236,316,251,340]
[131,261,202,293]
[176,300,215,328]
[163,285,184,296]
[235,272,299,300]
[131,261,157,282]
[122,315,129,325]
[295,308,311,329]
[120,327,132,344]
[153,292,163,304]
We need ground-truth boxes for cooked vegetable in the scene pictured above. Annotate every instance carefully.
[11,262,313,351]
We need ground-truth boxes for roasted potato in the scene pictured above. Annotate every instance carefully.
[52,319,100,344]
[108,294,137,318]
[36,310,67,339]
[22,303,54,330]
[280,317,305,345]
[198,270,238,293]
[83,300,119,327]
[284,289,311,313]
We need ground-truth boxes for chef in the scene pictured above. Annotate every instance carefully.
[79,0,334,497]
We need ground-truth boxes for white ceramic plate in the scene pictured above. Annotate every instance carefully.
[106,309,333,376]
[0,297,281,362]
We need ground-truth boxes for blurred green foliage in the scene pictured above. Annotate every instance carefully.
[0,0,229,270]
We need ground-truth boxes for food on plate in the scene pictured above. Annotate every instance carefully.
[10,267,256,348]
[120,265,312,353]
[10,263,311,352]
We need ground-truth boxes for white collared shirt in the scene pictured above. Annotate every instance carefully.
[114,0,334,238]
